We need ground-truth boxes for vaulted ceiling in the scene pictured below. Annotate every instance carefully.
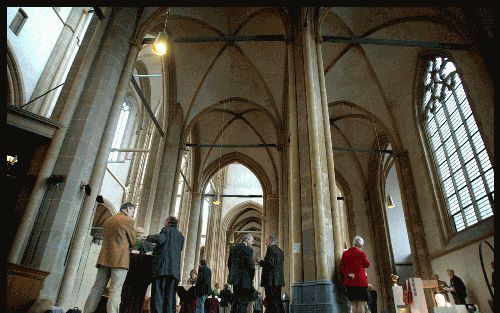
[134,7,478,196]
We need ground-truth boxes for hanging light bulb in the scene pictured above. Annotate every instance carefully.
[152,9,169,56]
[213,194,220,205]
[152,31,168,56]
[386,195,395,208]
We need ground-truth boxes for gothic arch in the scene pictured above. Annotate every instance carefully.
[6,43,25,107]
[200,151,274,196]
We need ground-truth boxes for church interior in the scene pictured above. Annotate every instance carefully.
[5,6,494,313]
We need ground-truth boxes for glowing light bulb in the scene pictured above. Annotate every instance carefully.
[152,31,168,56]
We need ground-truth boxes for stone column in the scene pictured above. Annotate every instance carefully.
[315,36,343,273]
[178,188,191,281]
[181,191,202,284]
[136,123,165,235]
[394,151,432,278]
[55,39,140,308]
[16,8,140,301]
[289,8,337,313]
[194,201,205,268]
[28,7,89,114]
[205,198,221,272]
[8,8,111,265]
[287,39,304,284]
[302,13,332,282]
[149,102,184,233]
[264,194,279,242]
[39,9,92,117]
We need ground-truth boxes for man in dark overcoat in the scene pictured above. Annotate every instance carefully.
[195,258,212,313]
[227,233,255,313]
[258,234,284,313]
[146,216,185,313]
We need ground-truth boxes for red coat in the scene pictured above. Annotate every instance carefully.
[340,247,370,287]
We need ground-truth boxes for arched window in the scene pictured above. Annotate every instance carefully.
[108,102,131,162]
[422,56,494,232]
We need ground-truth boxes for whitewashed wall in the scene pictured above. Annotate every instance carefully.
[7,7,70,102]
[221,163,263,217]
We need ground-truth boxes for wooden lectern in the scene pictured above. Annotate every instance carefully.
[121,253,153,313]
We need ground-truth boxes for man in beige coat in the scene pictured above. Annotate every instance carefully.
[84,202,137,313]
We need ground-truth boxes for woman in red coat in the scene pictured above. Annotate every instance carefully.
[340,236,370,313]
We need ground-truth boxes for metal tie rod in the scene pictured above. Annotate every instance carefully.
[133,74,162,77]
[142,34,286,44]
[186,143,277,148]
[333,146,392,154]
[204,194,263,198]
[322,35,471,50]
[131,76,164,137]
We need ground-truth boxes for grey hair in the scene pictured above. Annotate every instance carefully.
[120,202,135,212]
[242,233,254,244]
[267,234,277,244]
[352,235,364,247]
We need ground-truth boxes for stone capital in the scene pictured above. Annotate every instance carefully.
[129,37,143,49]
[266,193,278,200]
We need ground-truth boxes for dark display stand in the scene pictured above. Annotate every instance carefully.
[95,253,153,313]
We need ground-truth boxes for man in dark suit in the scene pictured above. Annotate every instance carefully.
[258,234,284,313]
[446,269,467,304]
[195,258,212,313]
[228,233,255,313]
[146,216,185,313]
[367,284,377,313]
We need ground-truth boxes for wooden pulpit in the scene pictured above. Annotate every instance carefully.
[120,252,153,313]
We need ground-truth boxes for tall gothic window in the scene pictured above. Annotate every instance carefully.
[108,102,131,162]
[422,56,494,232]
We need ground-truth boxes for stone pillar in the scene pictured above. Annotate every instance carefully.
[315,36,343,274]
[264,194,279,243]
[287,39,304,285]
[136,123,165,235]
[194,201,205,268]
[55,39,140,308]
[16,8,140,301]
[8,8,111,265]
[149,102,184,233]
[181,191,202,284]
[288,8,338,313]
[39,9,92,117]
[28,8,89,115]
[178,188,192,282]
[394,151,432,278]
[205,198,221,274]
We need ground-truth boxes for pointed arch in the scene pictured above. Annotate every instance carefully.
[200,152,273,196]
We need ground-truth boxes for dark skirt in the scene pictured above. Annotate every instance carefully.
[346,286,369,301]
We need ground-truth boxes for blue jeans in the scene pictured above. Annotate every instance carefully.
[196,294,208,313]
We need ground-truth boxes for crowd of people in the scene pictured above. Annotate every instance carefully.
[83,202,473,313]
[83,202,287,313]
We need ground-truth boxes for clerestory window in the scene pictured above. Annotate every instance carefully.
[422,56,494,232]
[108,102,131,162]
